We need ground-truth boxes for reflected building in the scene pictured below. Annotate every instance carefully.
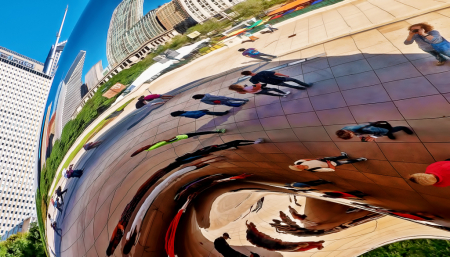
[54,50,86,138]
[177,0,244,23]
[85,60,103,90]
[155,0,197,33]
[0,46,50,235]
[106,0,178,66]
[43,40,67,78]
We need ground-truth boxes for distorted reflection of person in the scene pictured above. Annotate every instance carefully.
[289,152,366,172]
[214,233,247,257]
[135,94,172,109]
[64,164,83,178]
[336,121,413,142]
[322,191,367,200]
[83,141,102,150]
[246,221,325,251]
[170,109,230,119]
[123,157,225,254]
[404,22,450,66]
[130,129,227,156]
[192,94,249,107]
[286,179,332,188]
[409,160,450,187]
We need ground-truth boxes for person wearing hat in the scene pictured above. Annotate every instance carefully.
[289,152,367,172]
[214,233,247,257]
[409,160,450,187]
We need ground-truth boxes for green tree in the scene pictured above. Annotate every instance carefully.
[0,223,46,257]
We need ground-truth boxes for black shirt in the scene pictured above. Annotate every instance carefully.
[135,100,146,109]
[214,237,247,257]
[249,71,283,85]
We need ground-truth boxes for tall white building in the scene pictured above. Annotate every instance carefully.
[178,0,244,23]
[56,51,86,137]
[85,60,103,90]
[0,46,52,235]
[43,40,67,78]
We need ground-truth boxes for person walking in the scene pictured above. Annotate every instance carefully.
[229,84,290,97]
[131,129,227,157]
[239,48,277,62]
[289,152,367,172]
[265,24,278,33]
[241,70,312,89]
[48,214,62,235]
[65,164,84,178]
[192,94,249,107]
[409,160,450,187]
[214,233,247,257]
[55,186,67,203]
[54,197,63,212]
[136,94,172,109]
[83,141,102,150]
[170,110,229,119]
[404,22,450,66]
[336,121,413,142]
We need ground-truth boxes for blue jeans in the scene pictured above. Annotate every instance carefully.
[425,50,447,62]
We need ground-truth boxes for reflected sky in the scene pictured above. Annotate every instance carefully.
[45,0,168,115]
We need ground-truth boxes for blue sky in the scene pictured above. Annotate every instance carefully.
[9,0,168,117]
[0,0,165,63]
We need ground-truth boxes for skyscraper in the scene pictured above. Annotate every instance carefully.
[155,0,197,33]
[106,0,170,66]
[0,46,52,235]
[177,0,244,23]
[85,60,103,90]
[43,40,67,78]
[44,6,68,77]
[54,51,86,137]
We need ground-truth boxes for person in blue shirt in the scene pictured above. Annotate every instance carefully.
[336,121,413,142]
[239,48,277,61]
[171,110,229,119]
[404,22,450,65]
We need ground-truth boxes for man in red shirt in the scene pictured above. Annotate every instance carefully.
[409,161,450,187]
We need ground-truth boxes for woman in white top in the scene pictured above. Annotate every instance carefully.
[289,152,367,172]
[229,84,290,97]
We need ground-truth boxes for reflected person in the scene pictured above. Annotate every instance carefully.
[404,22,450,66]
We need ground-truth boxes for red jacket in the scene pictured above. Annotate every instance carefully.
[426,161,450,187]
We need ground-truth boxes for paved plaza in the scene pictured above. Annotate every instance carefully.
[46,1,450,256]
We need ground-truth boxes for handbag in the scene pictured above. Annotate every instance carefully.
[431,37,450,53]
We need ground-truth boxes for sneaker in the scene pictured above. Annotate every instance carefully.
[437,61,446,66]
[341,152,348,157]
[254,138,264,144]
[283,91,291,97]
[215,128,226,133]
[357,158,367,162]
[308,83,314,87]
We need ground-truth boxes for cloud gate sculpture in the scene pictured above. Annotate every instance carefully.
[36,0,450,256]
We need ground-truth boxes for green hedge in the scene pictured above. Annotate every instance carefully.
[361,239,450,257]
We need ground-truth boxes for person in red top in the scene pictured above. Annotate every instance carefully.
[409,160,450,187]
